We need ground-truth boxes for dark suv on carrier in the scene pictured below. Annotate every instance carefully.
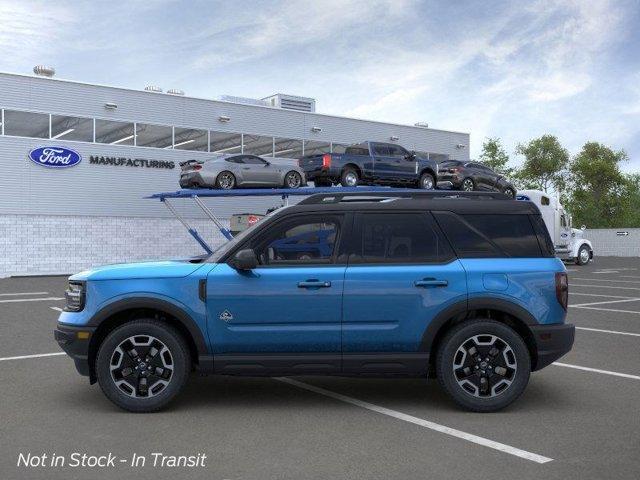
[438,160,516,197]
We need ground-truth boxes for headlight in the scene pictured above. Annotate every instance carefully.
[64,281,86,312]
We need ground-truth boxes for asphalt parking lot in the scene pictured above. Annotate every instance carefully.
[1,257,639,480]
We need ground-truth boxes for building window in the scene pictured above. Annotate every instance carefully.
[243,134,274,156]
[50,114,93,142]
[3,110,49,138]
[303,140,331,156]
[331,143,349,154]
[173,127,208,151]
[210,131,242,154]
[273,137,303,158]
[95,119,135,145]
[136,123,173,148]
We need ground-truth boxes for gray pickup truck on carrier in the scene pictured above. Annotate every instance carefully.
[298,141,442,189]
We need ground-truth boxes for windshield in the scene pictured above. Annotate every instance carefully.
[207,207,284,262]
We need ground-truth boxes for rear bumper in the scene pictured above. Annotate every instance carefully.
[531,323,575,371]
[54,323,96,377]
[179,172,207,188]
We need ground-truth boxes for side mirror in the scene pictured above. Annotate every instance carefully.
[404,152,416,160]
[230,249,258,270]
[581,225,586,231]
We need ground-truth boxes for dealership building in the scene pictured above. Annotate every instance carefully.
[0,69,470,276]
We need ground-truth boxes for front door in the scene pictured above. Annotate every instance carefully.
[241,155,279,185]
[342,212,467,374]
[206,213,348,373]
[387,144,417,182]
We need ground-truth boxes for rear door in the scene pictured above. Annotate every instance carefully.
[370,143,394,180]
[341,211,467,374]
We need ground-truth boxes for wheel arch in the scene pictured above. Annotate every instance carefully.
[419,167,436,178]
[422,298,540,372]
[86,298,208,383]
[342,163,362,178]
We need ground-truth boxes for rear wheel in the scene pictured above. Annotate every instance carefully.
[96,320,190,412]
[284,171,303,189]
[216,171,236,190]
[340,168,359,187]
[436,319,530,412]
[502,187,516,198]
[461,178,475,191]
[418,172,435,190]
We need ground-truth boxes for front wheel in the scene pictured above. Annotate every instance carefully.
[418,172,435,190]
[96,320,190,412]
[436,319,530,412]
[576,245,591,265]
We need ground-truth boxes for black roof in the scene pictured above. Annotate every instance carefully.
[281,192,539,216]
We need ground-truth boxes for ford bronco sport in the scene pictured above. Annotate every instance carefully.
[54,190,574,413]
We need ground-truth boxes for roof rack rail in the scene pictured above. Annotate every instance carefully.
[298,190,511,205]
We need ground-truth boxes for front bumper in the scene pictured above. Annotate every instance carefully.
[54,323,96,377]
[530,323,575,371]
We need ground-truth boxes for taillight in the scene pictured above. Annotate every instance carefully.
[555,272,568,310]
[193,164,202,171]
[322,154,331,169]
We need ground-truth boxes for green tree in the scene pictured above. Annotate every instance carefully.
[479,137,513,176]
[515,135,569,192]
[566,142,629,228]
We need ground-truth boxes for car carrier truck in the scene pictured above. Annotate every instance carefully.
[517,190,594,265]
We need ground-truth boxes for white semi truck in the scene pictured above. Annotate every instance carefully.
[517,190,594,265]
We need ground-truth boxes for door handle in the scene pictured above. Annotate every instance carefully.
[414,278,448,288]
[242,167,251,170]
[298,280,331,288]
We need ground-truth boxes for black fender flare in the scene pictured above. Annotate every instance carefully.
[87,297,208,356]
[420,297,538,352]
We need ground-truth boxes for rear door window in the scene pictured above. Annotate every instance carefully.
[351,212,453,264]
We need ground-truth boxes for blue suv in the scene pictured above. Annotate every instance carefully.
[54,191,574,412]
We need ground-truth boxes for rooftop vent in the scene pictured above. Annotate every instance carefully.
[144,85,163,93]
[414,122,429,128]
[33,65,55,77]
[219,95,270,107]
[263,94,316,112]
[167,89,185,96]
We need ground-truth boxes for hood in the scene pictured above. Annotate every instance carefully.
[572,228,585,239]
[69,260,206,281]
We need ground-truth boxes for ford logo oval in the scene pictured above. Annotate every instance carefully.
[28,146,82,168]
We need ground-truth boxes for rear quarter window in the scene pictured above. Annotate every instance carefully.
[433,212,543,258]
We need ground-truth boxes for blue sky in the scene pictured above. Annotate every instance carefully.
[1,0,639,171]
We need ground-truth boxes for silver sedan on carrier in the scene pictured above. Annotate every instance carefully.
[179,154,307,190]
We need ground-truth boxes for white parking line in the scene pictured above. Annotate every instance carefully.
[570,306,640,315]
[570,298,640,307]
[570,284,640,291]
[0,297,64,304]
[0,291,49,297]
[553,363,640,380]
[576,326,640,337]
[0,352,65,362]
[619,275,640,279]
[570,292,636,299]
[571,278,640,284]
[276,377,553,464]
[50,306,63,312]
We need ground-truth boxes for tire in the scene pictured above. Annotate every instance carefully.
[576,245,591,265]
[418,172,435,190]
[96,320,191,413]
[436,319,531,412]
[340,168,359,187]
[284,171,303,189]
[461,178,475,192]
[313,179,333,188]
[215,171,236,190]
[502,187,516,198]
